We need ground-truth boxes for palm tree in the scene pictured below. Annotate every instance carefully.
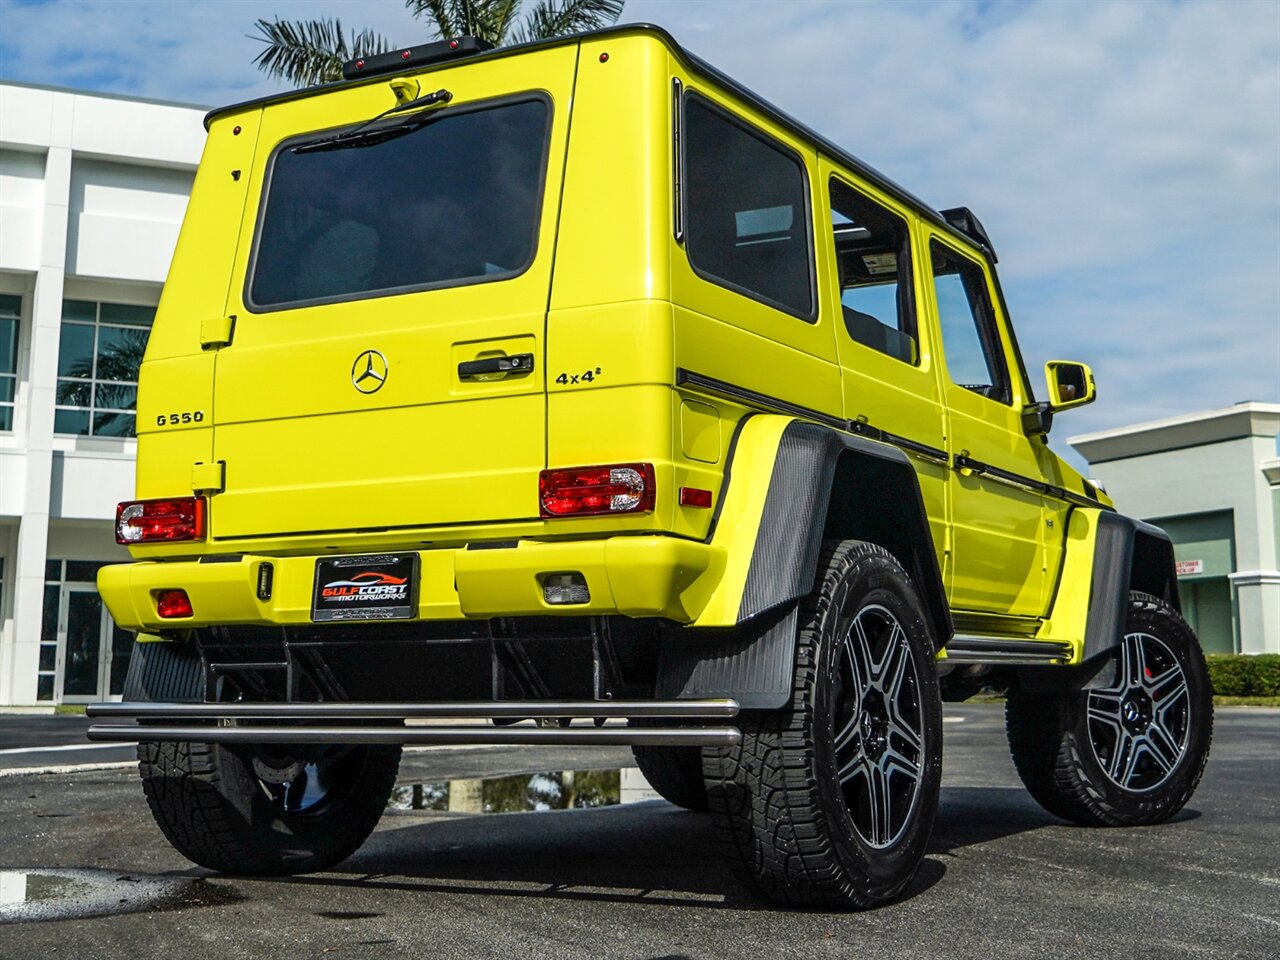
[252,0,625,88]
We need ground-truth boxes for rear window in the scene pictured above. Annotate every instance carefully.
[681,93,815,321]
[248,96,551,311]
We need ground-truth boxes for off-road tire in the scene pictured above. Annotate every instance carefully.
[631,743,709,811]
[138,739,401,876]
[703,540,943,908]
[1006,591,1212,826]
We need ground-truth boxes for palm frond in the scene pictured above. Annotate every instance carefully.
[407,0,523,44]
[511,0,624,44]
[250,17,391,87]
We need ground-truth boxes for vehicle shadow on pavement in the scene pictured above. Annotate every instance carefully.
[257,787,1074,911]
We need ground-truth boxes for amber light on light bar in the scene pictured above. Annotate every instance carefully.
[116,497,207,544]
[540,464,655,517]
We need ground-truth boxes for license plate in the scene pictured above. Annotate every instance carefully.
[311,554,418,622]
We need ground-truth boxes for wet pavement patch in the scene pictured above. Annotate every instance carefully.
[0,868,235,924]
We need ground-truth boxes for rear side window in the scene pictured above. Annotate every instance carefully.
[249,96,550,310]
[829,178,917,365]
[681,94,814,320]
[930,240,1011,404]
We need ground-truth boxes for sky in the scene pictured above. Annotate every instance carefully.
[1,0,1277,468]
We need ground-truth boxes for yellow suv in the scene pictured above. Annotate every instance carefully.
[90,25,1212,908]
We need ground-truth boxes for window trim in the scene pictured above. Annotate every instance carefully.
[678,89,818,324]
[928,236,1013,407]
[0,293,19,433]
[242,91,556,314]
[828,174,920,367]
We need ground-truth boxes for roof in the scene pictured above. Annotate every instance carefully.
[200,22,983,258]
[1068,401,1280,465]
[0,78,209,112]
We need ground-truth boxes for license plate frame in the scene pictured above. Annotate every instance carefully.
[311,553,419,622]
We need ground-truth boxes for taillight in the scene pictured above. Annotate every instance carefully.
[155,589,193,619]
[540,463,655,517]
[116,497,206,544]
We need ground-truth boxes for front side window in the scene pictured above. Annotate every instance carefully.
[682,93,814,320]
[829,178,917,364]
[0,294,18,431]
[55,299,154,437]
[250,97,551,310]
[930,241,1010,404]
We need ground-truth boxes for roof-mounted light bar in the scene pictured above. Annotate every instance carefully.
[342,36,495,81]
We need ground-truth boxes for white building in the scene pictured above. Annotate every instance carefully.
[0,81,206,706]
[1070,402,1280,656]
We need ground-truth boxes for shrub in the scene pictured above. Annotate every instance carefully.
[1205,654,1280,697]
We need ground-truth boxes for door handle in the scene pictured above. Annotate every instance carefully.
[457,353,534,380]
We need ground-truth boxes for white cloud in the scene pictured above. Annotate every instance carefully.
[2,0,1277,464]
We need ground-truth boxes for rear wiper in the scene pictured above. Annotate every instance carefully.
[293,88,452,154]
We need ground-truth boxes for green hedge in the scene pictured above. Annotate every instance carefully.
[1205,654,1280,697]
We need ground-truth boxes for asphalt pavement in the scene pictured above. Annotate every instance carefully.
[0,704,1276,959]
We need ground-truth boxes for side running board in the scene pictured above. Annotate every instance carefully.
[943,637,1073,665]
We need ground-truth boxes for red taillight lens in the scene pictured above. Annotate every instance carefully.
[679,487,713,508]
[116,497,206,544]
[155,589,193,619]
[540,463,656,517]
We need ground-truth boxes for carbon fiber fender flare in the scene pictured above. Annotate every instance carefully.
[1082,513,1181,663]
[656,421,952,711]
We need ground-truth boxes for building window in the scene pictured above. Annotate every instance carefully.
[0,294,19,432]
[55,299,154,437]
[40,559,131,702]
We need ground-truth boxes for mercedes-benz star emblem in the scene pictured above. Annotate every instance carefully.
[351,349,388,394]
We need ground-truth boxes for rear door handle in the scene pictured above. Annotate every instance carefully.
[457,353,534,380]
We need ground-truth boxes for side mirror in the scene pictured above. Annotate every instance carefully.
[1045,361,1096,411]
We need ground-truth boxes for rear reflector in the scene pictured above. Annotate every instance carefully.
[116,497,206,544]
[540,464,655,517]
[155,589,193,619]
[679,487,713,508]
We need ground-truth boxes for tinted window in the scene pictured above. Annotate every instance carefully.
[931,241,1010,404]
[682,94,814,319]
[250,98,550,309]
[829,178,917,364]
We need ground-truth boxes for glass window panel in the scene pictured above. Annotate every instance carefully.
[0,407,11,433]
[56,377,92,409]
[93,411,136,437]
[93,326,147,383]
[93,383,137,411]
[64,591,104,696]
[0,293,20,317]
[46,559,61,581]
[40,644,57,672]
[54,408,91,435]
[41,582,59,639]
[683,94,814,319]
[61,299,97,322]
[931,240,1010,404]
[65,560,106,582]
[56,323,96,378]
[0,315,17,373]
[37,674,54,701]
[0,375,14,403]
[99,302,156,327]
[252,99,551,309]
[109,625,134,695]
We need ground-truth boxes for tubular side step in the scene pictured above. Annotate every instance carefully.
[85,698,740,720]
[944,636,1073,665]
[86,724,742,748]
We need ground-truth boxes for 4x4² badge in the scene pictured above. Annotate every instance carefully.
[352,349,388,393]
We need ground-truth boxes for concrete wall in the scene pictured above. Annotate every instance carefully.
[0,82,205,704]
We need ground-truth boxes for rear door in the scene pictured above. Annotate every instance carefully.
[209,47,579,539]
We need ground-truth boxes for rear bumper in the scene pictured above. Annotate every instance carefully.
[98,536,727,632]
